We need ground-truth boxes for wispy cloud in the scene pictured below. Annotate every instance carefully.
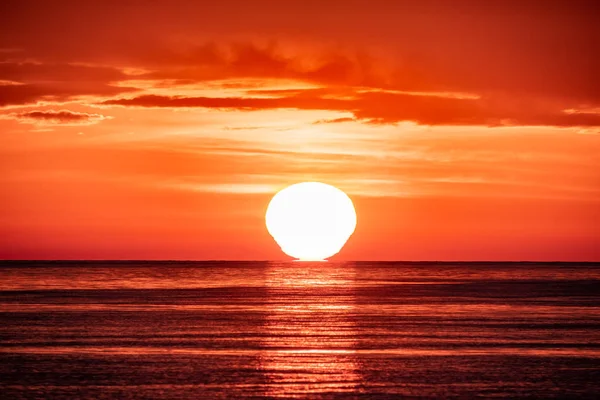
[313,117,356,124]
[101,88,600,127]
[0,62,137,107]
[3,109,110,125]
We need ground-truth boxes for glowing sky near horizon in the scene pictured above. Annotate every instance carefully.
[1,0,599,260]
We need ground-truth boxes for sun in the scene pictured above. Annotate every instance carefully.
[265,182,357,261]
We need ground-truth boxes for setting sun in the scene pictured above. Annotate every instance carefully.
[2,2,599,399]
[265,182,357,261]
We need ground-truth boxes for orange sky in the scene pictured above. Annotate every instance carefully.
[1,0,599,260]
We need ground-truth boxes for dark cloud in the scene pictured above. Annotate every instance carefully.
[131,42,389,90]
[2,1,598,102]
[6,109,109,125]
[0,62,136,107]
[102,89,600,127]
[0,82,135,107]
[0,62,126,82]
[313,117,356,124]
[1,1,598,124]
[102,93,344,111]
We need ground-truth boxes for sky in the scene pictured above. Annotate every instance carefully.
[1,0,599,260]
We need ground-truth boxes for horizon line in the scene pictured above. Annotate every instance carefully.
[1,259,598,264]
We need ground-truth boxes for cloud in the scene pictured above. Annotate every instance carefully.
[0,83,136,107]
[5,109,110,125]
[131,42,392,90]
[0,62,137,107]
[0,39,597,128]
[313,117,356,124]
[101,93,342,111]
[101,89,600,127]
[3,1,598,103]
[0,61,126,83]
[564,107,600,116]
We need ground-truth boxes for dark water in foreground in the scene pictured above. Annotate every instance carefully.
[1,261,599,399]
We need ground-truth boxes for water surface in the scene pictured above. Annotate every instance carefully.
[1,261,599,398]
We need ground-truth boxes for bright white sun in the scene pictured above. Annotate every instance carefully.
[265,182,357,261]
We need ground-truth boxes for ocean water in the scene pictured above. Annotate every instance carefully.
[1,261,599,399]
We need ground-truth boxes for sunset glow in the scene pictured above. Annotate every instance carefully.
[2,3,599,400]
[1,1,599,261]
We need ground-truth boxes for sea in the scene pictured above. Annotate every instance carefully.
[1,261,599,399]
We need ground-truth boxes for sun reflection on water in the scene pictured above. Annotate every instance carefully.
[258,262,362,397]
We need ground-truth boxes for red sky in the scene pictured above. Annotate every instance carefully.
[1,0,599,260]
